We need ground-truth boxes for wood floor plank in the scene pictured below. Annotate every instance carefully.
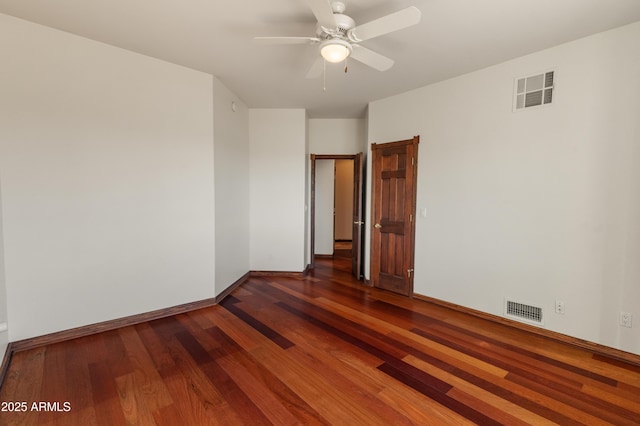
[116,327,174,413]
[201,305,262,352]
[245,290,483,424]
[134,322,176,373]
[445,387,534,426]
[404,354,559,426]
[375,298,620,388]
[581,383,640,412]
[207,326,328,425]
[589,355,640,387]
[507,371,640,425]
[171,331,272,425]
[246,344,389,425]
[154,350,233,425]
[411,324,640,424]
[386,331,589,425]
[37,343,69,425]
[148,315,247,425]
[375,385,474,425]
[0,347,46,426]
[220,298,295,349]
[208,311,354,424]
[412,325,590,392]
[617,381,640,402]
[215,354,301,425]
[88,361,128,425]
[141,325,234,423]
[237,286,488,424]
[426,319,618,386]
[62,339,99,426]
[114,373,157,426]
[184,308,222,334]
[102,330,134,378]
[211,300,396,424]
[287,342,417,425]
[175,313,223,354]
[377,361,500,426]
[234,290,386,368]
[314,295,511,378]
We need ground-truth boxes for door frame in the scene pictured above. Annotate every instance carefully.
[310,153,364,278]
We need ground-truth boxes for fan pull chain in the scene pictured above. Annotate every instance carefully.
[323,59,327,92]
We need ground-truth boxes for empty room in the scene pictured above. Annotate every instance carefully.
[1,0,640,424]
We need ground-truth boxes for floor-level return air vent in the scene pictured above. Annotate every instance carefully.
[504,298,544,326]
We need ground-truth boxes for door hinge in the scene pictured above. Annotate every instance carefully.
[408,268,414,278]
[410,214,413,222]
[411,157,414,166]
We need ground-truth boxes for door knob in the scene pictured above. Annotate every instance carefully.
[374,223,382,229]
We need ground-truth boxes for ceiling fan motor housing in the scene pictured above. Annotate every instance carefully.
[316,1,355,39]
[334,13,355,35]
[331,1,346,14]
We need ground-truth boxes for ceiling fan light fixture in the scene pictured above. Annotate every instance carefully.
[320,39,352,63]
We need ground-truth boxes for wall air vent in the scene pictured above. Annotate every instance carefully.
[514,70,555,111]
[504,298,544,326]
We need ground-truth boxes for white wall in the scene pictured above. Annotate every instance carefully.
[304,116,311,267]
[315,160,335,255]
[0,14,216,341]
[367,22,640,354]
[0,184,7,357]
[334,160,354,241]
[213,78,250,293]
[309,119,366,154]
[249,109,307,272]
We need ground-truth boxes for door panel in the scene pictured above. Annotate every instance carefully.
[371,137,419,296]
[352,153,364,279]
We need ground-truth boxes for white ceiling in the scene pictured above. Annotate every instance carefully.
[1,0,640,118]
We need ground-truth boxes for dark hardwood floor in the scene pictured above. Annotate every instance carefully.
[1,255,640,425]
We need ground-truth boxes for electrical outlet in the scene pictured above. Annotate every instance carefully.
[620,312,633,328]
[555,300,565,315]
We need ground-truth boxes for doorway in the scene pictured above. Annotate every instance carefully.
[310,153,364,279]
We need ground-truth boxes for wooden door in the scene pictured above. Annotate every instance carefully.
[371,136,419,296]
[351,153,364,279]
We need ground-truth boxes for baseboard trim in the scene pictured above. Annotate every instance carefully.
[413,293,640,367]
[215,271,251,303]
[0,342,14,389]
[250,266,311,278]
[11,297,217,353]
[11,273,252,354]
[314,254,334,259]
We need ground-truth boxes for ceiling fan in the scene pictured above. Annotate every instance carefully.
[255,0,422,78]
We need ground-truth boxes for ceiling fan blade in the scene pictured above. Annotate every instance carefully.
[306,0,336,30]
[254,36,320,45]
[305,57,324,79]
[350,45,394,71]
[349,6,421,42]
